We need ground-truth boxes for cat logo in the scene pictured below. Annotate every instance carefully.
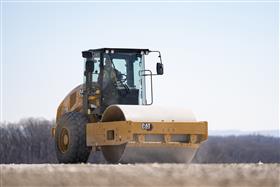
[141,123,153,131]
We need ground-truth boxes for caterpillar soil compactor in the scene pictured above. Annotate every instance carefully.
[52,48,208,163]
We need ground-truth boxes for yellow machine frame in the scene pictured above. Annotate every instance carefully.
[86,121,208,148]
[52,85,208,150]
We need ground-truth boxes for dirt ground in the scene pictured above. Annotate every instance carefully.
[1,164,279,187]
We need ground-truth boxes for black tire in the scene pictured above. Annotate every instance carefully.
[55,112,91,163]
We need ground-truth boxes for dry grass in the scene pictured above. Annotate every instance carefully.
[1,164,279,187]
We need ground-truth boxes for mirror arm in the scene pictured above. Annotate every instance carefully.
[148,50,163,64]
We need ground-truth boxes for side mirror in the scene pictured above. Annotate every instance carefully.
[156,63,164,75]
[85,60,94,73]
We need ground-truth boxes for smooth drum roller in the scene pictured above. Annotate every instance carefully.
[100,105,198,163]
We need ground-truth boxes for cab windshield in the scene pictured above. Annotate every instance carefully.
[104,53,142,88]
[87,52,146,106]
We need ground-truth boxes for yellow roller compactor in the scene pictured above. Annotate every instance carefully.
[52,48,208,163]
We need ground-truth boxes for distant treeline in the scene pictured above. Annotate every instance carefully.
[1,118,279,164]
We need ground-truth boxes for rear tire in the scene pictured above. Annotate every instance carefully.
[55,112,91,163]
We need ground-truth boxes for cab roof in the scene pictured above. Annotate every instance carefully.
[85,48,149,54]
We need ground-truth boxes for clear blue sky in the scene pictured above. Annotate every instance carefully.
[1,1,279,131]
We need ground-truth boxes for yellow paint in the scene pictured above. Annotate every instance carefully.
[86,121,208,148]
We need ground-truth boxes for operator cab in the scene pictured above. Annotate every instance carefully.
[82,48,163,114]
